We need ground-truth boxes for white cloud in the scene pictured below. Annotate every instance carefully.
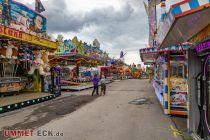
[14,0,149,65]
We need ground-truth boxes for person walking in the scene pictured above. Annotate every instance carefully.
[100,75,106,95]
[92,74,100,96]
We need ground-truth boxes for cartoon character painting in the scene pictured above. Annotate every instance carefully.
[29,15,44,34]
[1,0,11,26]
[0,0,47,35]
[10,11,30,33]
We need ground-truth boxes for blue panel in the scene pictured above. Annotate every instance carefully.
[168,14,172,23]
[189,0,199,9]
[165,70,168,78]
[164,85,168,93]
[164,101,168,109]
[172,6,182,15]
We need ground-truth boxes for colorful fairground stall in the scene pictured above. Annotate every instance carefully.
[141,0,210,119]
[151,0,210,139]
[0,0,60,113]
[140,46,189,115]
[49,36,109,91]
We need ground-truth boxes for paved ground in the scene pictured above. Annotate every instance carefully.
[0,79,186,140]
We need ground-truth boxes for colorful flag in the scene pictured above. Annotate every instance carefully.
[148,6,157,47]
[35,0,45,13]
[143,1,149,16]
[148,0,162,7]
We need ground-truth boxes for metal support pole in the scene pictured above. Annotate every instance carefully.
[168,51,171,114]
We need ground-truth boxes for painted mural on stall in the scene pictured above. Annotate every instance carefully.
[0,0,47,35]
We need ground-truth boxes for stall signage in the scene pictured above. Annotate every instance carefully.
[31,36,56,49]
[22,33,32,41]
[0,25,57,49]
[0,26,22,39]
[195,40,210,53]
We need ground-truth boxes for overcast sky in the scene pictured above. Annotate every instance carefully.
[15,0,180,65]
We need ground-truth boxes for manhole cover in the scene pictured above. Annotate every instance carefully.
[129,98,148,105]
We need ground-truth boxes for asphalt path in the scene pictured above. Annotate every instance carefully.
[14,79,183,140]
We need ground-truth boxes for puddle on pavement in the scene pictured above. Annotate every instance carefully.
[129,97,153,105]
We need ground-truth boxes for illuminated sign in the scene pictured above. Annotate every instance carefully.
[195,40,210,54]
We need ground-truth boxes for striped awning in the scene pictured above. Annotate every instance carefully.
[139,47,157,54]
[158,44,189,52]
[140,44,189,54]
[139,47,157,65]
[139,44,189,64]
[157,0,210,49]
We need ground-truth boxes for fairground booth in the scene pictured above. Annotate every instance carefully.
[0,0,60,114]
[49,36,109,91]
[140,0,210,139]
[140,45,189,116]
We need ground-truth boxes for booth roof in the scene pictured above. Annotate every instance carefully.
[139,44,189,64]
[158,0,210,49]
[54,53,105,62]
[49,53,106,66]
[139,48,157,65]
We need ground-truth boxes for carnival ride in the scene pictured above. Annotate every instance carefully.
[49,35,110,90]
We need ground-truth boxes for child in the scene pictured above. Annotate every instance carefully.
[100,75,106,95]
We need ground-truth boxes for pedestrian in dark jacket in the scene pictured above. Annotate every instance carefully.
[92,74,100,96]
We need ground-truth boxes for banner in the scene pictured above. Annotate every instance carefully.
[148,0,162,7]
[0,0,47,35]
[35,0,45,13]
[143,2,149,16]
[148,6,157,47]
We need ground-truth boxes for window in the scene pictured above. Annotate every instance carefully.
[170,62,187,91]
